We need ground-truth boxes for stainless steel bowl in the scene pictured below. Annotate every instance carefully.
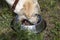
[10,15,46,34]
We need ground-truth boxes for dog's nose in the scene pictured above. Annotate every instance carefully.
[22,19,33,25]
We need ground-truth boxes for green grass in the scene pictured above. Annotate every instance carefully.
[0,0,60,40]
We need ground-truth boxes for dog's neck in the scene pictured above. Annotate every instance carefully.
[6,0,28,13]
[6,0,38,13]
[6,0,15,6]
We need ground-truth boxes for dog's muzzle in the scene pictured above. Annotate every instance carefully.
[10,15,47,34]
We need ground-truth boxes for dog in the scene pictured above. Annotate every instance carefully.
[6,0,41,24]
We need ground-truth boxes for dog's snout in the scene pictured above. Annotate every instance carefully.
[22,19,33,25]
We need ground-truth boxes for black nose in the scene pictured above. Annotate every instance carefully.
[22,19,33,25]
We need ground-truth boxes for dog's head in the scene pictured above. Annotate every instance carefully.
[22,0,35,18]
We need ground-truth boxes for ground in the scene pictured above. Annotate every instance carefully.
[0,0,60,40]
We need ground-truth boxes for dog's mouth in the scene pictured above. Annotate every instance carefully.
[21,19,34,25]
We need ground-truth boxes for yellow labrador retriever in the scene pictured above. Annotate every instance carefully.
[6,0,41,24]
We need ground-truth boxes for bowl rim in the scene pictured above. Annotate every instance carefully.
[21,15,43,26]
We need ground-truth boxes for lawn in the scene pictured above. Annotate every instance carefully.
[0,0,60,40]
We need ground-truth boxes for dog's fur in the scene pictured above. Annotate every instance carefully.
[6,0,41,24]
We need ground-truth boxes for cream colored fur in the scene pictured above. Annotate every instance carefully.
[6,0,40,24]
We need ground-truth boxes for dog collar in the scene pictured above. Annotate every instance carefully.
[12,0,19,11]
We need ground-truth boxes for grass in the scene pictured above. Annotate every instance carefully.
[0,0,60,40]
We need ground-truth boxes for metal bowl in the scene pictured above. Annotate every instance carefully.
[10,15,47,34]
